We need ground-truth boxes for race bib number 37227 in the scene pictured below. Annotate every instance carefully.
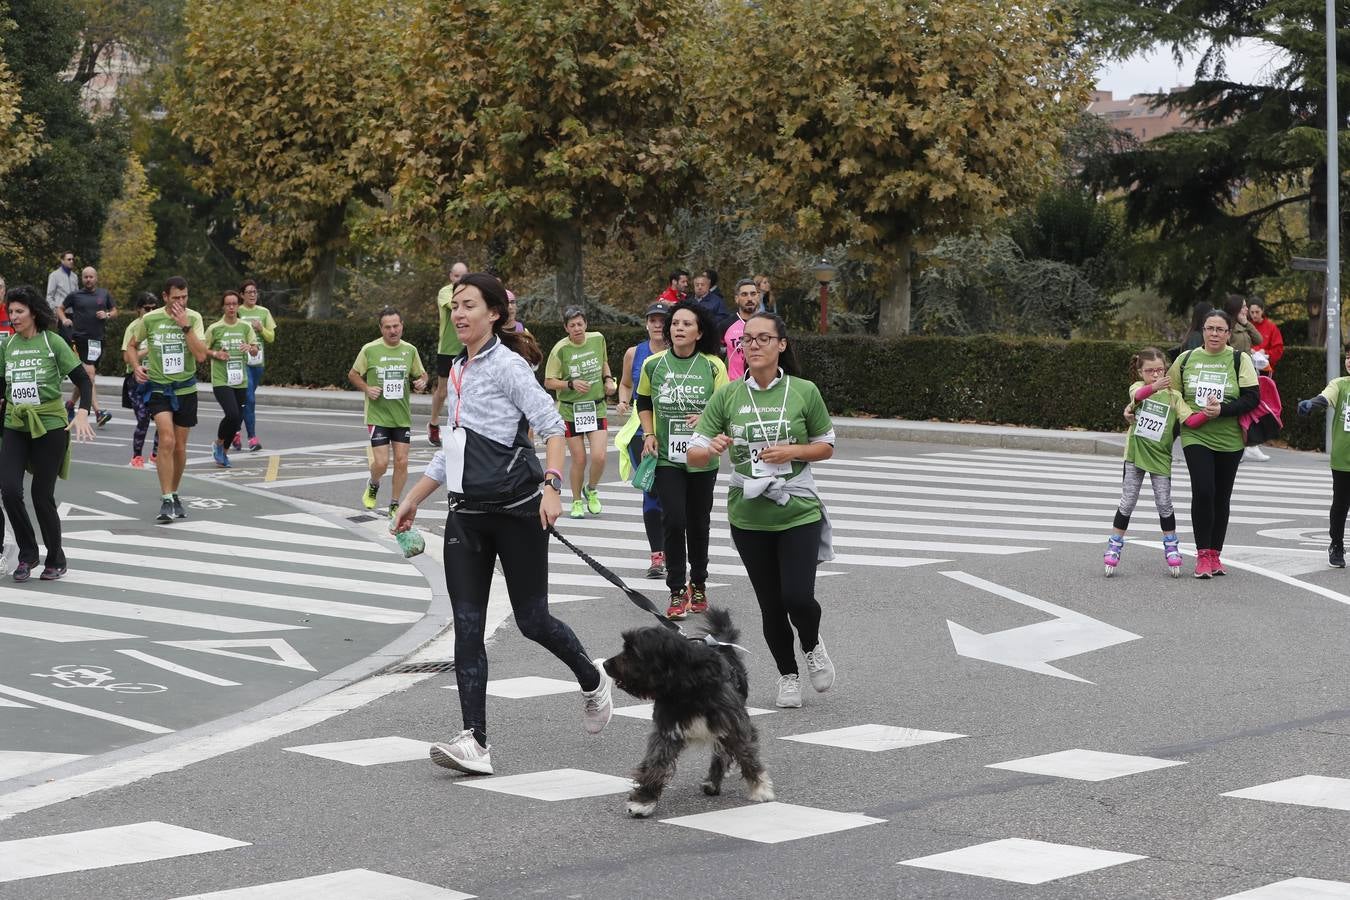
[1134,398,1169,444]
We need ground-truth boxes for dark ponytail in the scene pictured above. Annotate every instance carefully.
[457,273,542,366]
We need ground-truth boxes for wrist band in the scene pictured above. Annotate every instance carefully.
[544,468,562,480]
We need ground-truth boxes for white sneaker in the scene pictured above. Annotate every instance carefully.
[775,673,802,708]
[0,543,16,577]
[1243,446,1270,461]
[429,730,493,775]
[581,668,613,734]
[804,638,835,692]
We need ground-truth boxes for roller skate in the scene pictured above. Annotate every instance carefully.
[1103,534,1124,577]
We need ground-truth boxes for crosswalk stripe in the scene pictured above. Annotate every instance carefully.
[0,684,173,735]
[0,590,308,634]
[971,446,1330,477]
[563,532,1037,557]
[544,552,839,579]
[65,530,418,576]
[113,650,242,686]
[178,521,387,553]
[0,615,141,642]
[0,821,247,883]
[167,868,475,899]
[63,548,430,599]
[259,512,344,529]
[557,516,1065,549]
[52,569,421,625]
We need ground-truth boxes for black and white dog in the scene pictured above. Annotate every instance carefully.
[602,607,774,818]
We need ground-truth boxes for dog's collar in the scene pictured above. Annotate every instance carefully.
[697,633,751,655]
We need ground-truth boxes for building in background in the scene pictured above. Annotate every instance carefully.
[1087,87,1199,141]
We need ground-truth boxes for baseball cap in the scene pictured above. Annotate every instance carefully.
[644,300,672,318]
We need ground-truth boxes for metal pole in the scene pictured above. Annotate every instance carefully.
[818,282,828,334]
[1327,0,1342,452]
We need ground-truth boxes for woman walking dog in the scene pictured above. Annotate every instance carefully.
[392,273,612,776]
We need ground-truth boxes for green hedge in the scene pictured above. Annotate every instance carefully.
[96,316,1336,452]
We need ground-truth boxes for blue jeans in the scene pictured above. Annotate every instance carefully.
[243,364,263,438]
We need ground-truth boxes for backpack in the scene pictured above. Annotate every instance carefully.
[1180,348,1281,446]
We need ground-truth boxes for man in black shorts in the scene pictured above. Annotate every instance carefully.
[63,266,117,426]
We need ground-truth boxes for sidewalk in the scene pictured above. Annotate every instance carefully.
[93,375,1133,457]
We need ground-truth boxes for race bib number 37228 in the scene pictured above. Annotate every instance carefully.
[1192,372,1226,407]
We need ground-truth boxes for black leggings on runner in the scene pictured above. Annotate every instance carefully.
[0,427,69,567]
[213,386,248,445]
[443,503,600,745]
[1182,444,1244,551]
[1331,470,1350,547]
[653,466,717,594]
[731,520,824,676]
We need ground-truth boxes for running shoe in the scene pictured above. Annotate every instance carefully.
[569,499,585,519]
[1193,548,1214,579]
[805,638,836,692]
[362,482,379,511]
[248,437,261,452]
[39,565,66,581]
[1332,543,1347,569]
[1103,534,1124,577]
[1163,533,1183,577]
[428,423,442,447]
[95,409,112,427]
[687,583,708,614]
[775,673,802,708]
[130,456,144,469]
[580,668,613,734]
[171,494,187,519]
[387,501,398,519]
[150,452,157,464]
[156,498,174,524]
[212,443,230,468]
[231,434,242,451]
[665,588,689,620]
[1243,445,1270,462]
[0,543,17,576]
[1211,551,1227,576]
[584,485,602,515]
[12,561,32,583]
[429,730,494,775]
[646,551,665,579]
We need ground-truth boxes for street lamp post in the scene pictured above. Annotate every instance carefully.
[812,259,836,335]
[1326,0,1342,452]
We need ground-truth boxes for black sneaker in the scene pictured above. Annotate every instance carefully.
[1331,543,1346,569]
[156,499,174,523]
[39,565,67,581]
[12,562,32,583]
[172,494,187,519]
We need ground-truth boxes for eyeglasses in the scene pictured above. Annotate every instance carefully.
[1203,326,1230,333]
[742,333,781,347]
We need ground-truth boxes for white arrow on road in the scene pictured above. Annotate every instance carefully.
[941,571,1140,683]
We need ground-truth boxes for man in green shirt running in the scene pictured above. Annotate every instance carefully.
[429,260,468,447]
[349,307,428,517]
[124,276,209,523]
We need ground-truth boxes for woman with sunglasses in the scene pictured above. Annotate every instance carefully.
[687,312,837,709]
[1167,309,1260,578]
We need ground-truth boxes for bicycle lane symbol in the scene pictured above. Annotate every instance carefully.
[31,664,168,694]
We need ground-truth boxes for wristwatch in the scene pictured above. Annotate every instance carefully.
[543,475,563,493]
[566,378,574,391]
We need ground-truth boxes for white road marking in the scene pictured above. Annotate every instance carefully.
[0,821,248,883]
[986,749,1185,782]
[95,490,137,505]
[177,520,392,554]
[0,751,87,781]
[259,512,343,529]
[0,684,173,734]
[0,615,141,643]
[66,530,417,575]
[156,638,315,671]
[662,801,885,843]
[899,837,1146,885]
[114,650,241,686]
[0,590,308,634]
[282,737,432,767]
[168,868,476,899]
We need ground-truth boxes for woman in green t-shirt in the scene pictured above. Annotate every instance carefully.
[687,313,837,710]
[204,289,259,469]
[637,301,728,619]
[0,286,96,582]
[543,307,616,519]
[1166,310,1260,578]
[1296,343,1350,568]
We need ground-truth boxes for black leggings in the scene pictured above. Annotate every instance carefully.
[213,386,248,445]
[0,427,69,567]
[443,503,599,744]
[731,520,823,676]
[1331,470,1350,546]
[1182,443,1244,551]
[626,439,662,552]
[653,466,717,593]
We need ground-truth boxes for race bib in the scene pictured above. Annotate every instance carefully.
[572,400,598,433]
[749,441,791,478]
[247,345,263,366]
[1342,400,1350,433]
[86,339,102,362]
[9,370,38,406]
[1192,372,1226,408]
[667,419,693,463]
[226,359,244,386]
[381,367,406,400]
[444,426,466,493]
[1134,398,1169,444]
[162,342,185,375]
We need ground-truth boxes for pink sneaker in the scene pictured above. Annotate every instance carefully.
[130,456,144,469]
[248,437,261,452]
[1211,550,1227,576]
[231,434,242,451]
[1193,549,1214,580]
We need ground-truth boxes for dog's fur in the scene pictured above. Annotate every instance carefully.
[602,607,774,817]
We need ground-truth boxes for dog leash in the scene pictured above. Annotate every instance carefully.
[547,525,682,632]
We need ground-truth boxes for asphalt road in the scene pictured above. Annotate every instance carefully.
[3,399,1350,900]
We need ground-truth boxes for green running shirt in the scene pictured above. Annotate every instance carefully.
[637,350,728,471]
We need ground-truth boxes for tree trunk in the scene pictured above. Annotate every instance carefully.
[552,218,584,310]
[305,205,346,319]
[877,234,914,337]
[1307,158,1328,348]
